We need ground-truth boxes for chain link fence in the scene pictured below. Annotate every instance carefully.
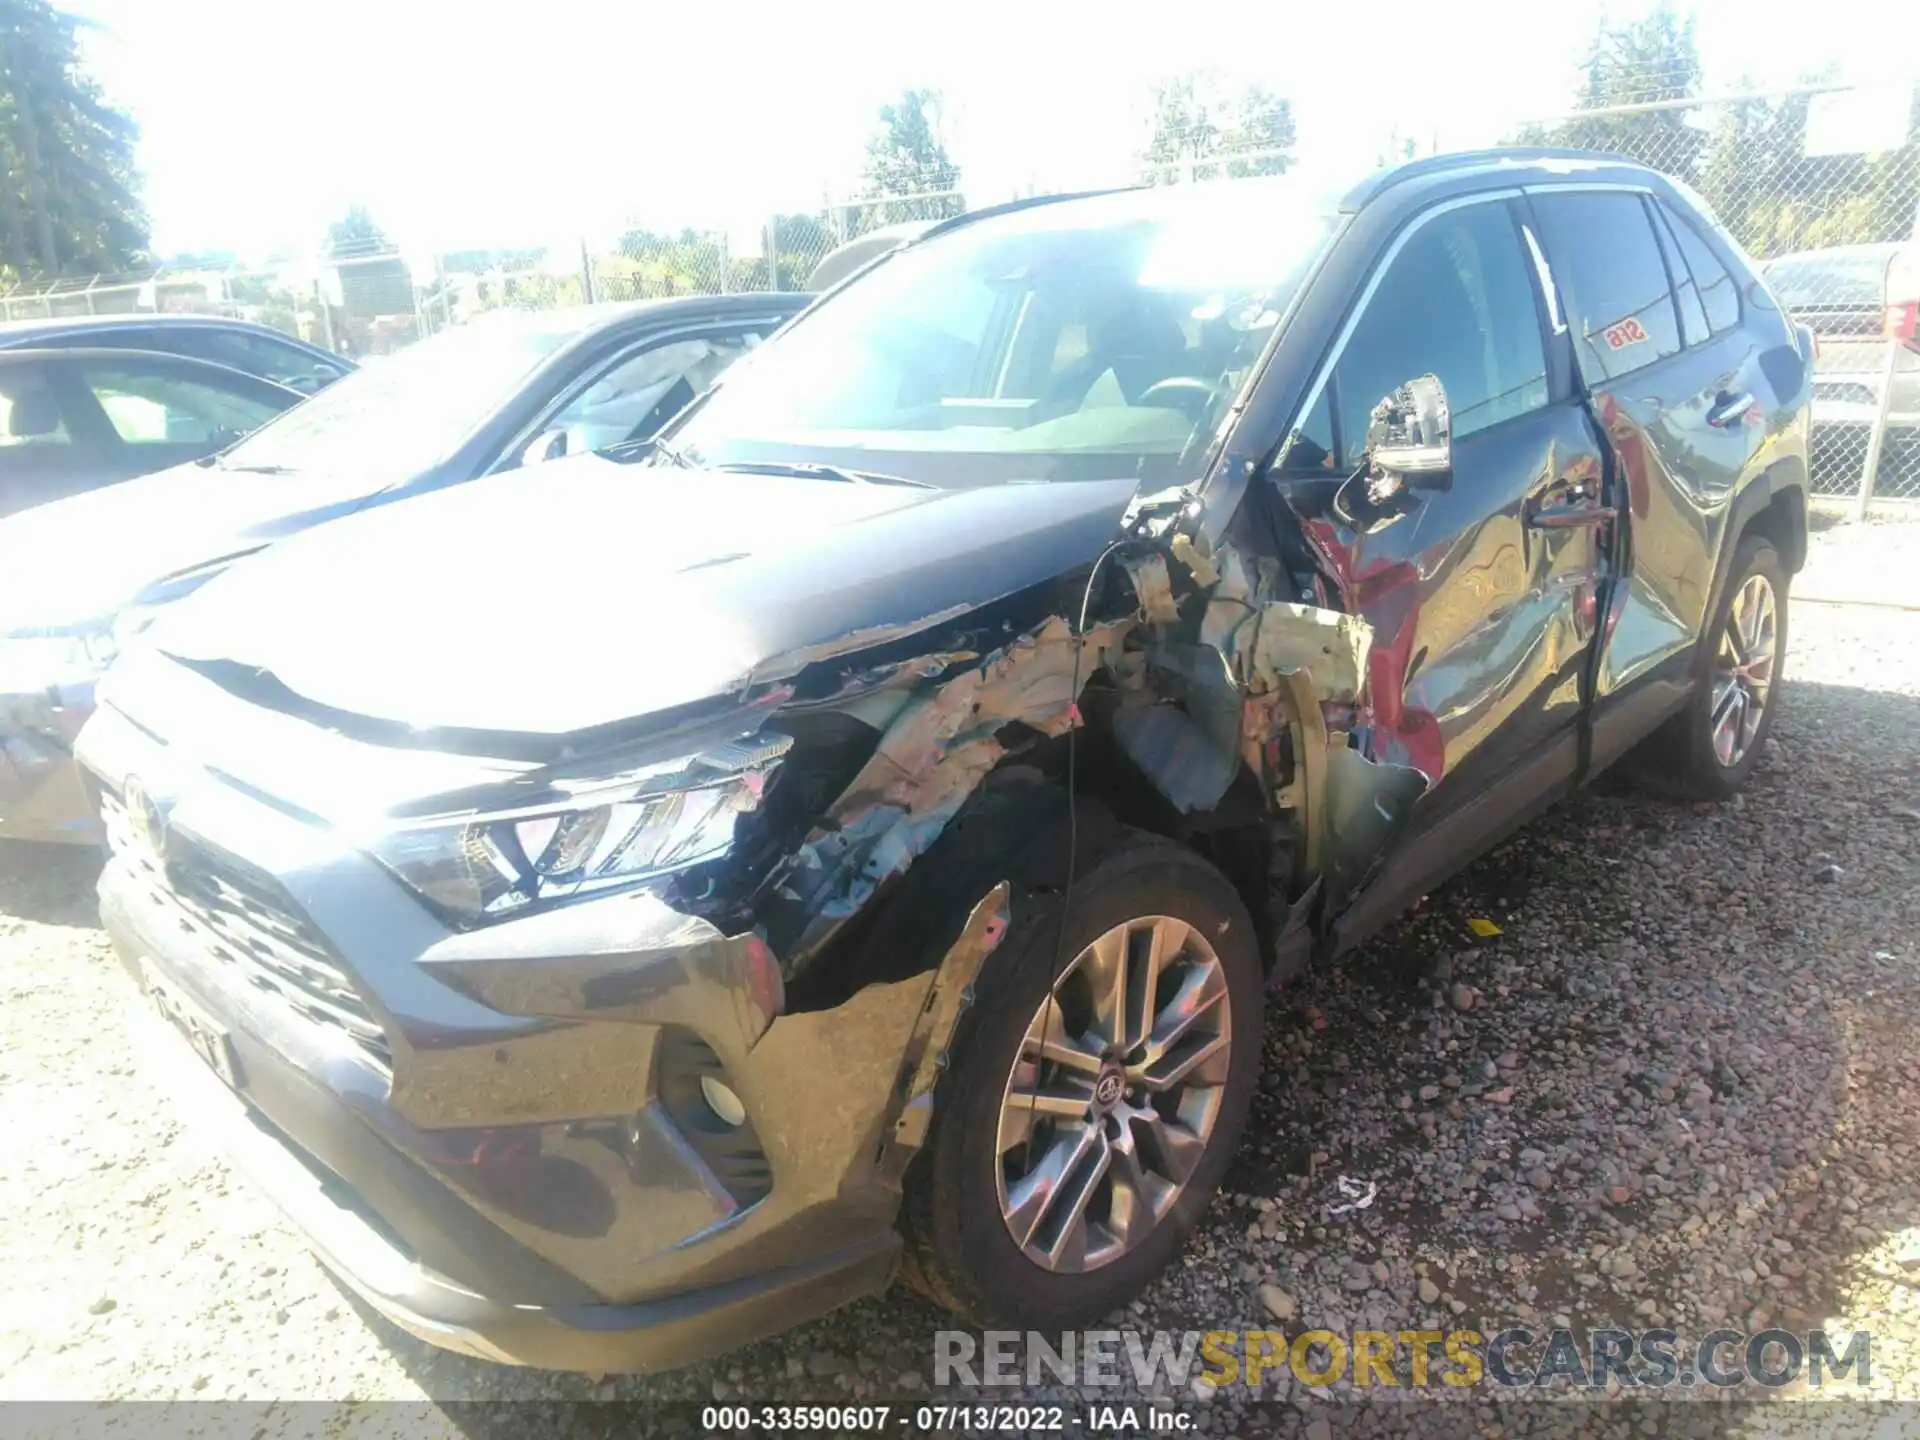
[4,81,1913,501]
[1515,80,1920,506]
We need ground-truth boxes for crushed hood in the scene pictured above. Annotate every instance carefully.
[0,461,384,633]
[146,457,1141,737]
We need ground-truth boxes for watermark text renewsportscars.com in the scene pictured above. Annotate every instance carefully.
[935,1327,1871,1390]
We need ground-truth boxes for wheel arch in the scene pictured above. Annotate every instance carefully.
[1743,459,1808,575]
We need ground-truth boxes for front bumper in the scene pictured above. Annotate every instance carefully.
[0,684,98,844]
[78,676,972,1373]
[117,972,899,1372]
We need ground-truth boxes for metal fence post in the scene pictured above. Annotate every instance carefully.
[1854,337,1902,520]
[765,217,779,292]
[579,238,596,305]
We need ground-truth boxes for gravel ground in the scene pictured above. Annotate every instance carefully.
[3,515,1918,1436]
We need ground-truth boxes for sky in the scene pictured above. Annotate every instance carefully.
[63,0,1920,267]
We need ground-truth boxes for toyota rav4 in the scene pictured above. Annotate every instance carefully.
[77,150,1811,1373]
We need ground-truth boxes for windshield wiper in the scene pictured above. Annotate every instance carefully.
[712,460,934,489]
[195,453,293,473]
[602,435,695,468]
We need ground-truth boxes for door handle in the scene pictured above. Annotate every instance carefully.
[1525,501,1617,530]
[1707,391,1755,428]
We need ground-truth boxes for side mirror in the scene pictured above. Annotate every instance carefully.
[1364,373,1451,486]
[521,428,568,467]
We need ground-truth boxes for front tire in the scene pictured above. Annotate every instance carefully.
[901,831,1262,1327]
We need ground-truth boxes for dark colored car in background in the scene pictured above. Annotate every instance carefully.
[0,313,354,394]
[1762,241,1919,491]
[0,348,301,517]
[79,150,1809,1374]
[0,291,807,843]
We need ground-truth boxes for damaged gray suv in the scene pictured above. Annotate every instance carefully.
[78,149,1811,1372]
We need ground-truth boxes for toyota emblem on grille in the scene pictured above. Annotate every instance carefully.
[122,775,169,863]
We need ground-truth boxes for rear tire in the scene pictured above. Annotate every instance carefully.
[900,828,1262,1328]
[1631,533,1786,800]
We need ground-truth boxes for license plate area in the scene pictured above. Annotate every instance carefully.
[141,959,242,1090]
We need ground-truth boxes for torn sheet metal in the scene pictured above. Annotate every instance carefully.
[1121,552,1181,625]
[1198,544,1371,702]
[773,525,1428,980]
[878,882,1011,1187]
[777,615,1128,966]
[1110,642,1244,814]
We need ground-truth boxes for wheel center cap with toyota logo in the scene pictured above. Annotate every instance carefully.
[1092,1068,1126,1112]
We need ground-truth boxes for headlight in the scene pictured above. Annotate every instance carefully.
[369,733,792,925]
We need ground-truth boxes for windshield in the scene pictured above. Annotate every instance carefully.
[218,311,585,478]
[1764,248,1898,311]
[669,177,1340,489]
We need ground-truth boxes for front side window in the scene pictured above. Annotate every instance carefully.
[77,364,284,446]
[1332,199,1549,465]
[668,178,1340,490]
[219,313,578,478]
[1528,191,1682,384]
[187,328,348,388]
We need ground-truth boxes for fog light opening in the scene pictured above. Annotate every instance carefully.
[699,1074,747,1129]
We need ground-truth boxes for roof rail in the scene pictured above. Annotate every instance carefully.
[1341,146,1646,211]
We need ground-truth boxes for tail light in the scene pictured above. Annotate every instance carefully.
[1889,298,1919,352]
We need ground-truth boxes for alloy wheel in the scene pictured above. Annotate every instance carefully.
[1710,572,1778,768]
[995,915,1232,1273]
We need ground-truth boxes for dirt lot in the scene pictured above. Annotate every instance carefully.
[3,514,1918,1434]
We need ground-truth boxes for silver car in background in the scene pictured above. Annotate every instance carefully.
[1763,241,1919,493]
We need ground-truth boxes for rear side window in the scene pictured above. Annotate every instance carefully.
[1658,201,1739,335]
[1650,203,1710,345]
[1332,199,1549,462]
[1528,191,1681,383]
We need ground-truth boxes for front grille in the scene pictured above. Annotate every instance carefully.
[102,789,393,1073]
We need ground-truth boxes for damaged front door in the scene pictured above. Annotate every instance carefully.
[1270,196,1612,935]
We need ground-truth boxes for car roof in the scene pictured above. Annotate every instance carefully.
[474,291,811,346]
[0,345,304,393]
[906,148,1695,256]
[0,311,304,339]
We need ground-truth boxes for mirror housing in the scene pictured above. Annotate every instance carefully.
[521,428,568,467]
[1364,373,1451,488]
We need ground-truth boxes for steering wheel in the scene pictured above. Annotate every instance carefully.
[1135,376,1220,422]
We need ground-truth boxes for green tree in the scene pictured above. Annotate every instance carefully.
[766,211,833,290]
[326,204,391,257]
[1141,72,1296,183]
[1697,80,1919,257]
[858,89,962,226]
[1518,7,1704,178]
[0,0,147,280]
[1221,84,1296,178]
